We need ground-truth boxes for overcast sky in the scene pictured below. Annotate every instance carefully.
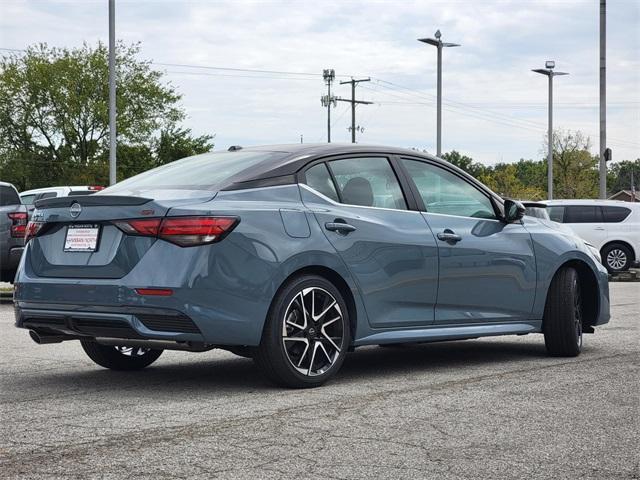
[1,0,639,165]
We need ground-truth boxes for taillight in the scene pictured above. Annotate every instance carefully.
[88,186,104,191]
[113,218,162,236]
[25,221,44,243]
[113,216,239,247]
[8,212,27,238]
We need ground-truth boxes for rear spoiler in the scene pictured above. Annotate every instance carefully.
[34,195,152,209]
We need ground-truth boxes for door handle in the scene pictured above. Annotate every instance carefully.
[437,229,462,243]
[594,227,605,231]
[325,222,356,234]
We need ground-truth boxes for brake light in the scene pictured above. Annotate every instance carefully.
[25,221,44,243]
[114,218,162,236]
[113,216,239,247]
[8,212,27,238]
[135,288,173,296]
[88,186,104,191]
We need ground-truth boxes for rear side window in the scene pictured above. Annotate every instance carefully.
[328,157,407,210]
[0,185,20,206]
[602,206,631,223]
[303,163,339,201]
[35,192,57,201]
[564,206,603,223]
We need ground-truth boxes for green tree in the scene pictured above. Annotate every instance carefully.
[544,129,598,199]
[607,159,640,196]
[441,150,486,178]
[0,42,213,189]
[479,164,545,200]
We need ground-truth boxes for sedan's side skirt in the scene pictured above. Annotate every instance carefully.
[353,321,542,346]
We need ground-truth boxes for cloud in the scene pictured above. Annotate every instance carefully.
[1,0,638,164]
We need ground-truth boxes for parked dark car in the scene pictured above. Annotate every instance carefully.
[14,144,610,387]
[1,181,27,283]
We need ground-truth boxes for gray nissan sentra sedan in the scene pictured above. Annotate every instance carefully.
[14,144,610,388]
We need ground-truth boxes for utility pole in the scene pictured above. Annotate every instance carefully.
[418,30,460,157]
[533,61,568,200]
[108,0,117,185]
[338,78,373,143]
[320,69,337,143]
[599,0,607,198]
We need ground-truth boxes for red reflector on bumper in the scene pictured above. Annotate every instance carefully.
[135,288,173,296]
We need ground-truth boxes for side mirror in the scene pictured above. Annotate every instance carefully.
[503,199,525,223]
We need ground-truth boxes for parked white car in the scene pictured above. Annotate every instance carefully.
[544,199,640,273]
[20,186,104,212]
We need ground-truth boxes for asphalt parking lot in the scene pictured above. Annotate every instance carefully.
[1,283,638,479]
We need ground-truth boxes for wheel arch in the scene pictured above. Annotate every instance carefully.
[273,265,359,342]
[545,259,600,328]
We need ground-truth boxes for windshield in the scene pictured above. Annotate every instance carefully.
[20,194,36,205]
[525,206,550,220]
[102,150,288,193]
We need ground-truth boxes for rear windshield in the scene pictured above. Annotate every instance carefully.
[102,151,288,192]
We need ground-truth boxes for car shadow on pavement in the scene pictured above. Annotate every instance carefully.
[6,338,555,399]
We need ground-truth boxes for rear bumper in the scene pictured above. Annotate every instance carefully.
[14,302,206,343]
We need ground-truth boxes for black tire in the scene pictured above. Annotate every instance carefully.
[81,341,163,371]
[225,346,255,359]
[601,243,632,273]
[0,269,16,283]
[543,267,583,357]
[254,275,351,388]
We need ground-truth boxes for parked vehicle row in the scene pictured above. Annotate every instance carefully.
[544,199,640,273]
[13,144,610,388]
[0,182,27,283]
[20,186,103,214]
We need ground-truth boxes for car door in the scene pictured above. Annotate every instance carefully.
[399,158,537,325]
[563,205,608,249]
[299,156,439,328]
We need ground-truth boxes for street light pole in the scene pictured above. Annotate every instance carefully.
[533,61,568,200]
[108,0,116,185]
[418,30,460,157]
[599,0,607,199]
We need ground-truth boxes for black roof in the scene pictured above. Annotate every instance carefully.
[221,143,444,189]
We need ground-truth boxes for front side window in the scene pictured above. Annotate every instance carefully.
[328,157,407,210]
[401,159,496,219]
[303,163,339,201]
[564,206,602,223]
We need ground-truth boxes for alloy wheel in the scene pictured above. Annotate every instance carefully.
[282,287,344,377]
[606,249,627,270]
[573,278,583,348]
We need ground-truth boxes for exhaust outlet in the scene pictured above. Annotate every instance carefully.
[29,330,67,344]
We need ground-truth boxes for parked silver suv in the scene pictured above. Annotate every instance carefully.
[0,181,27,283]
